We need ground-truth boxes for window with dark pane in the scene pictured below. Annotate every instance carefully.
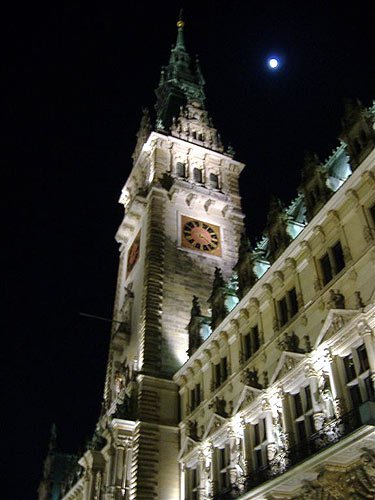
[332,241,345,274]
[304,385,312,411]
[320,252,332,285]
[357,344,370,373]
[193,168,202,183]
[349,384,362,407]
[364,377,375,402]
[243,333,251,360]
[278,297,289,326]
[252,325,260,353]
[209,173,219,189]
[288,287,299,317]
[220,357,228,383]
[297,420,307,442]
[176,162,186,178]
[215,363,221,388]
[370,203,375,226]
[343,353,356,382]
[293,392,303,417]
[254,422,261,446]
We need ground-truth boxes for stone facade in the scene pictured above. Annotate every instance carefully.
[40,17,375,500]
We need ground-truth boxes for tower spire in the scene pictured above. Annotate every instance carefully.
[155,11,206,130]
[175,9,186,50]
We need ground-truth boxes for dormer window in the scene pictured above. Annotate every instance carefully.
[193,168,203,183]
[176,162,186,178]
[209,173,219,189]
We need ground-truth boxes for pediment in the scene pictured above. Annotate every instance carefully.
[270,351,306,385]
[177,436,198,461]
[233,385,263,414]
[202,413,228,440]
[314,309,359,348]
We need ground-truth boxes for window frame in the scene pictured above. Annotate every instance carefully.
[290,384,315,442]
[342,343,374,407]
[318,240,346,286]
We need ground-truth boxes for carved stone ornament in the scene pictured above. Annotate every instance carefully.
[357,319,373,337]
[327,289,345,309]
[297,449,375,499]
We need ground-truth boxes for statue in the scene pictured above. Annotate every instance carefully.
[328,289,345,309]
[209,396,228,417]
[355,291,365,309]
[241,368,263,389]
[187,420,199,441]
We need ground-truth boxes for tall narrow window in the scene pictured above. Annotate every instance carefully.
[288,287,299,317]
[252,417,267,469]
[320,252,332,285]
[243,333,251,361]
[209,173,219,189]
[342,344,373,407]
[332,241,345,274]
[370,203,375,225]
[319,241,346,286]
[291,385,314,441]
[278,297,288,326]
[193,168,203,183]
[176,162,186,178]
[217,445,230,491]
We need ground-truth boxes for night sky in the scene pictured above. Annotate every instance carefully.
[4,1,374,497]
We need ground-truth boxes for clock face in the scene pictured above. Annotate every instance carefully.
[127,231,141,277]
[181,216,221,256]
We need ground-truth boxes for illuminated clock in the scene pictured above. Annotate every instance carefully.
[181,216,221,256]
[127,231,141,277]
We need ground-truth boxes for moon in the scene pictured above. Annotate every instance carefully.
[268,57,280,69]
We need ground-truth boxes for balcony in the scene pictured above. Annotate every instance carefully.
[214,408,364,499]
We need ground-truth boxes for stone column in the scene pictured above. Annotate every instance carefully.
[305,362,325,431]
[358,320,375,391]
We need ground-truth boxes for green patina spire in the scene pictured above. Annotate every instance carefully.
[175,9,186,50]
[155,12,206,131]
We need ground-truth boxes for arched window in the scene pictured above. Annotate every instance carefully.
[193,168,203,183]
[209,173,219,189]
[176,162,186,178]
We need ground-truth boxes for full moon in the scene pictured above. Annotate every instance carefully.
[268,57,279,69]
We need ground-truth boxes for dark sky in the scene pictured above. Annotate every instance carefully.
[3,1,374,497]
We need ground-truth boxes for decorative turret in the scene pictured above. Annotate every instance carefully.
[299,151,333,221]
[340,98,375,169]
[38,424,57,500]
[208,267,238,330]
[154,12,207,132]
[187,296,211,356]
[132,108,152,163]
[234,232,257,299]
[266,196,292,263]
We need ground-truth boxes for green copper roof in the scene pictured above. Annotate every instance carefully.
[155,13,206,130]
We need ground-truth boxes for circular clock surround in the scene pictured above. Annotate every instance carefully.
[181,217,221,255]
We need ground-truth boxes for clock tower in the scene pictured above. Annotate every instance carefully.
[68,16,245,500]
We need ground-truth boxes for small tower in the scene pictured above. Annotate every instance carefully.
[340,98,375,169]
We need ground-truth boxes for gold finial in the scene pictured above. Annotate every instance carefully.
[177,9,184,28]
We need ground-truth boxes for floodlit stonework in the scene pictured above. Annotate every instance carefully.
[39,16,375,500]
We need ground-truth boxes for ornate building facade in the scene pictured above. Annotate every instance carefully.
[39,16,375,500]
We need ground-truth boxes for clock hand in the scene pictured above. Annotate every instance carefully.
[198,233,211,244]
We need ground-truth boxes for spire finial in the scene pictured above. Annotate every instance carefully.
[175,9,186,50]
[177,8,184,29]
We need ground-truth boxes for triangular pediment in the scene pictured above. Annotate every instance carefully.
[314,309,359,348]
[233,385,263,414]
[178,436,198,461]
[270,351,306,385]
[202,413,228,440]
